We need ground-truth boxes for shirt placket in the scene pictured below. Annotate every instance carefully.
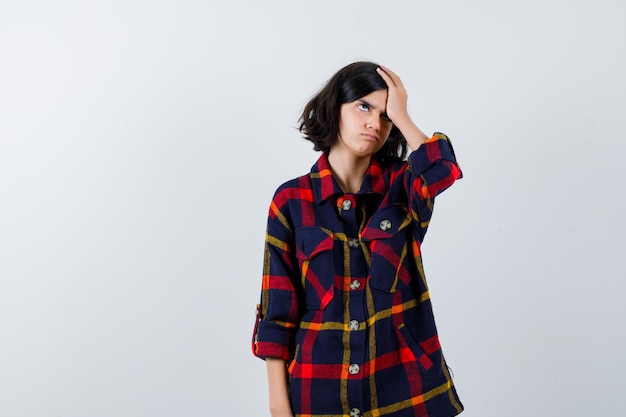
[338,193,367,417]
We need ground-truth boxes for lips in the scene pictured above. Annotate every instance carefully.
[362,133,379,142]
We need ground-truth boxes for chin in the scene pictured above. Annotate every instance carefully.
[354,149,374,157]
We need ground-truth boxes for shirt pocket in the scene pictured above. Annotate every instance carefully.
[295,227,335,310]
[360,204,414,293]
[395,323,436,373]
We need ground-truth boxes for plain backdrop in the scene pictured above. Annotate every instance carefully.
[1,1,625,416]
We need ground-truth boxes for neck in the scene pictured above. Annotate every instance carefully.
[327,148,372,194]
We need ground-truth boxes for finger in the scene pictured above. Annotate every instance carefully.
[379,65,405,89]
[376,66,396,88]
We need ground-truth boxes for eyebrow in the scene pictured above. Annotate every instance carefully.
[359,99,389,117]
[358,99,377,110]
[358,99,387,110]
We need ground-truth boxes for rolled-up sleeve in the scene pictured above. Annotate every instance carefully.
[405,132,462,235]
[252,191,301,361]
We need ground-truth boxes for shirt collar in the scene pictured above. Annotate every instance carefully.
[310,153,388,203]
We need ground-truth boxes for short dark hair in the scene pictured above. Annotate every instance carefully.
[298,61,408,166]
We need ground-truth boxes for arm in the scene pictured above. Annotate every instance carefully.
[253,188,301,361]
[252,188,302,414]
[266,358,294,417]
[377,66,462,234]
[404,135,461,240]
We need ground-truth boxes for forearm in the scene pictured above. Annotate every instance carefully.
[266,358,293,417]
[393,114,429,152]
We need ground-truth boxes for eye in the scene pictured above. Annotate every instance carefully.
[357,103,369,112]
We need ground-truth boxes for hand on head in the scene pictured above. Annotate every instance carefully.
[376,65,410,125]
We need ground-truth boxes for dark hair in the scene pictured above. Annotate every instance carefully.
[298,61,408,166]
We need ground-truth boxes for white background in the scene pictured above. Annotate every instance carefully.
[1,1,625,416]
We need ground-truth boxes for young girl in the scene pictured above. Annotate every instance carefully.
[252,61,463,417]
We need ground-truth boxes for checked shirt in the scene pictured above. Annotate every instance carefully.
[253,133,464,417]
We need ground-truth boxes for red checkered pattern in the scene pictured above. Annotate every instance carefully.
[253,133,464,417]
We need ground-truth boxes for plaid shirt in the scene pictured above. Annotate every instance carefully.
[253,133,464,417]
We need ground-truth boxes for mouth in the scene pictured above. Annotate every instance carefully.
[362,133,379,142]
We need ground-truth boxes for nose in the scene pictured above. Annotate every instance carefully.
[366,114,380,131]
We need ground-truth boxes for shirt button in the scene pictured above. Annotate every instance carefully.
[348,238,359,248]
[349,320,359,331]
[341,199,352,211]
[348,364,360,374]
[349,280,361,290]
[350,408,361,417]
[379,219,392,231]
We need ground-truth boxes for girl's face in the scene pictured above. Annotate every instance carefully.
[333,89,393,159]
